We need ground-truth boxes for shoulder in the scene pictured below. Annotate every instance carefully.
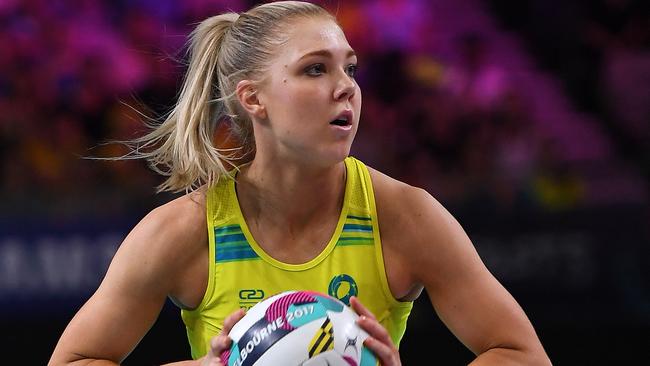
[368,166,471,283]
[367,166,448,234]
[113,190,208,287]
[143,189,207,242]
[131,190,207,249]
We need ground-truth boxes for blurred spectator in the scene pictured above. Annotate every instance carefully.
[491,92,539,210]
[363,0,433,53]
[443,33,513,116]
[532,140,585,211]
[588,0,650,144]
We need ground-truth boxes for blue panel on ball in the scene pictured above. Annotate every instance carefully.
[314,294,344,312]
[287,302,327,328]
[360,346,378,366]
[227,344,240,366]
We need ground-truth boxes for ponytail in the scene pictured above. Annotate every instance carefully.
[128,13,240,193]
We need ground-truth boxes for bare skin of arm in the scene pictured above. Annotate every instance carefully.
[369,168,551,366]
[49,192,212,366]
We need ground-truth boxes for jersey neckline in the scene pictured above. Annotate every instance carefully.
[229,158,352,271]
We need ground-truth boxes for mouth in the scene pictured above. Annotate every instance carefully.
[330,110,353,127]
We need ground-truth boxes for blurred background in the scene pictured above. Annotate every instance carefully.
[1,0,648,364]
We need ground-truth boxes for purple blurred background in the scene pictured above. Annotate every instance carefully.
[1,0,648,364]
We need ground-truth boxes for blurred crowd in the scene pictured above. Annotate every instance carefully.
[0,0,646,218]
[488,0,650,175]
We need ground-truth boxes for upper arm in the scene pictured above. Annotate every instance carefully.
[49,195,207,365]
[403,189,545,358]
[49,232,168,364]
[369,166,547,362]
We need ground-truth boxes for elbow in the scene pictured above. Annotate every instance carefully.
[531,349,553,366]
[472,344,552,366]
[48,352,99,366]
[513,345,552,366]
[522,338,552,366]
[47,353,66,366]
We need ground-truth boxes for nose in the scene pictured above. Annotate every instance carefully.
[333,71,356,101]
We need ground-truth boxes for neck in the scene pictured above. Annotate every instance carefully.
[236,156,347,231]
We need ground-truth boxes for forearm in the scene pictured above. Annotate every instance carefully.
[162,360,201,366]
[52,360,118,366]
[51,357,200,366]
[469,347,551,366]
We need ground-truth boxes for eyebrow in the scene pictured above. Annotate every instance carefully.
[298,49,357,61]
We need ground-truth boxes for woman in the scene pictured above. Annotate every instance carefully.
[49,2,550,365]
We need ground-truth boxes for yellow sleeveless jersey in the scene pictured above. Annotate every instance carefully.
[181,157,413,359]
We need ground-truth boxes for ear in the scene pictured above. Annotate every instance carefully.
[236,80,267,120]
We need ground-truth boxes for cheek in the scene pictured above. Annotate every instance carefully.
[275,80,318,105]
[284,83,329,115]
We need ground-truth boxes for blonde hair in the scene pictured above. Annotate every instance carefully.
[126,1,333,192]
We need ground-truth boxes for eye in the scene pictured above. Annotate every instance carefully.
[346,63,358,78]
[305,63,326,76]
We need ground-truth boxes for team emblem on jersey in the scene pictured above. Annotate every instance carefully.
[239,289,265,310]
[328,274,358,305]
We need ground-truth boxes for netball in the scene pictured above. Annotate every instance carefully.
[221,291,377,366]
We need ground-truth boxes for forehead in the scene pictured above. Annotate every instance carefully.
[279,17,352,60]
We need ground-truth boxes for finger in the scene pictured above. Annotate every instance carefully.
[364,336,400,366]
[208,309,246,358]
[209,334,233,356]
[350,296,377,320]
[200,351,227,366]
[222,308,246,335]
[357,315,393,346]
[203,355,227,366]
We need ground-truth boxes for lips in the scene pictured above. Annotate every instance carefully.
[330,110,353,127]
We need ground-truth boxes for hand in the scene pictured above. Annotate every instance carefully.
[200,309,246,366]
[350,296,401,366]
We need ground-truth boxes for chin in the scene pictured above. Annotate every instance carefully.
[326,147,353,165]
[307,147,351,169]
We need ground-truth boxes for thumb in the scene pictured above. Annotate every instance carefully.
[200,335,231,366]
